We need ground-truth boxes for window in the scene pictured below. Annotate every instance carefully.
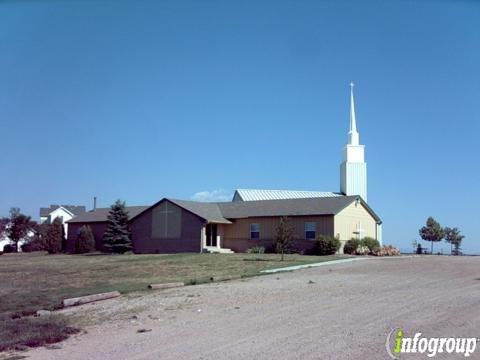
[305,222,316,240]
[250,223,260,239]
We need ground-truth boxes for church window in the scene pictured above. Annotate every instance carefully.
[250,223,260,239]
[305,222,316,240]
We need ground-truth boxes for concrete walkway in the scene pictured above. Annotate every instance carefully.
[261,256,370,273]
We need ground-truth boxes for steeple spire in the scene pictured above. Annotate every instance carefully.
[341,82,367,202]
[348,82,359,145]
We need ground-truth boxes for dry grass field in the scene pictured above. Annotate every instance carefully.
[0,252,342,352]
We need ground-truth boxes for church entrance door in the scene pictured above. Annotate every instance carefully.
[206,223,217,247]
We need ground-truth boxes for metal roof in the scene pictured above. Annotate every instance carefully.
[67,206,149,223]
[232,189,343,202]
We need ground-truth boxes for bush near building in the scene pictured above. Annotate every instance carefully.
[343,238,360,255]
[75,225,95,254]
[311,235,341,255]
[371,245,401,256]
[360,237,380,252]
[246,246,265,254]
[44,217,65,254]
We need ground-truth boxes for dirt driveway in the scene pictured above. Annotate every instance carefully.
[26,256,480,359]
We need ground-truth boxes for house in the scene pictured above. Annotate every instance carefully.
[65,83,382,254]
[66,195,381,254]
[129,196,381,254]
[0,228,35,252]
[39,205,86,236]
[0,237,9,252]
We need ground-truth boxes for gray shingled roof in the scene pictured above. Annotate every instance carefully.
[66,206,149,223]
[166,196,380,223]
[168,199,232,224]
[218,196,370,219]
[70,196,381,225]
[40,205,86,217]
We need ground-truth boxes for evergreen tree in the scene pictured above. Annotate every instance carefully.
[274,217,295,261]
[102,200,131,254]
[419,217,445,254]
[75,225,95,254]
[45,217,65,254]
[444,227,465,256]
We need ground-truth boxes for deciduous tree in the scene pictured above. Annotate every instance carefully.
[274,217,295,261]
[444,227,465,255]
[419,217,445,254]
[1,208,36,251]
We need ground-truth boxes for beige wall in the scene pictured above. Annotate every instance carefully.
[222,215,334,240]
[220,215,334,253]
[334,201,378,242]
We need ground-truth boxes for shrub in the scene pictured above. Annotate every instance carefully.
[360,237,380,251]
[75,225,95,254]
[355,245,370,255]
[246,245,265,254]
[311,235,341,255]
[21,242,33,252]
[371,245,401,256]
[0,251,3,255]
[3,244,15,253]
[0,315,80,352]
[21,237,46,252]
[45,217,65,254]
[343,238,360,254]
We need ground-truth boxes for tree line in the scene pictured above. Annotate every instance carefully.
[418,217,465,255]
[0,200,132,255]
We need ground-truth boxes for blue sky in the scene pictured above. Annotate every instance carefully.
[0,0,479,253]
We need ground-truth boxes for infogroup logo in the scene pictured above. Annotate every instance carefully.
[385,328,478,358]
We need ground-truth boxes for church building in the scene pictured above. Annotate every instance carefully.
[66,84,381,254]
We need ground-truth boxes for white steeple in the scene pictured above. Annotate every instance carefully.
[340,82,368,202]
[348,82,359,145]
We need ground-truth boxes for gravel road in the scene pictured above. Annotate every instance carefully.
[26,256,480,359]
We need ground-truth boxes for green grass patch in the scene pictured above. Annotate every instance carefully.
[0,252,344,351]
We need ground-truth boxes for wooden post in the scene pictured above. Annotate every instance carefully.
[63,291,121,307]
[210,275,241,282]
[148,282,184,290]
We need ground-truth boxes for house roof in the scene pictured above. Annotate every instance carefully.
[167,199,232,224]
[219,195,381,221]
[232,189,343,202]
[66,206,149,223]
[68,196,381,225]
[133,196,381,224]
[40,205,86,217]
